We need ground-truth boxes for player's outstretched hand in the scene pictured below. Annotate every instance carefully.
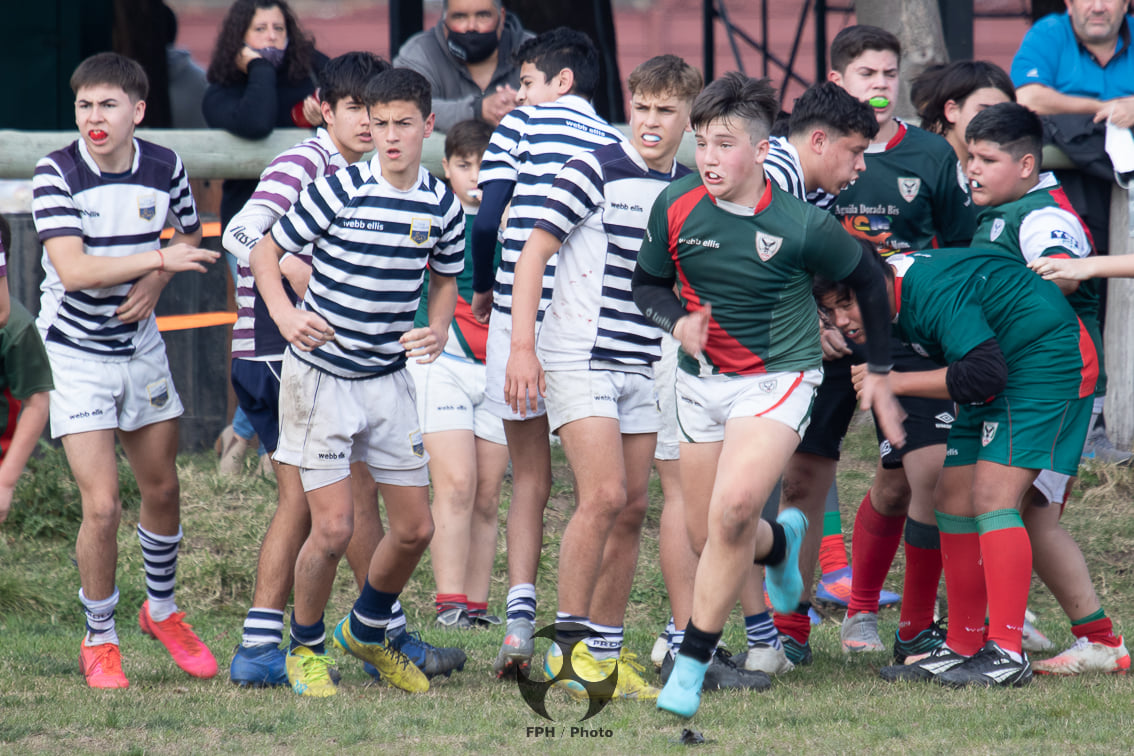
[401,326,445,364]
[161,243,220,274]
[504,346,545,418]
[471,290,493,324]
[278,309,334,352]
[854,369,907,448]
[673,303,711,360]
[1029,256,1091,281]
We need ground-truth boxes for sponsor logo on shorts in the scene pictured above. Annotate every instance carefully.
[879,440,892,457]
[679,395,702,408]
[147,379,170,409]
[592,393,616,403]
[69,409,105,420]
[409,217,432,245]
[990,219,1005,242]
[410,430,425,457]
[946,446,958,456]
[317,451,347,460]
[755,232,782,262]
[898,177,921,203]
[758,378,777,393]
[935,411,955,429]
[137,192,156,221]
[437,404,470,412]
[981,421,999,447]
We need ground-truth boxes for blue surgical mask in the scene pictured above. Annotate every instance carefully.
[255,45,287,68]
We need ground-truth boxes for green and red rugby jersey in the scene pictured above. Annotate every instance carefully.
[889,248,1097,401]
[831,121,976,256]
[637,173,861,377]
[971,173,1105,395]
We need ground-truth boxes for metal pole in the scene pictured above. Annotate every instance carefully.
[704,0,715,83]
[937,0,973,61]
[815,0,827,78]
[389,0,425,60]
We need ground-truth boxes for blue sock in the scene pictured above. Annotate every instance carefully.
[350,579,398,644]
[745,611,782,649]
[290,613,325,654]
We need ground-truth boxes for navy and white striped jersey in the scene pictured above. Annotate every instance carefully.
[764,136,836,208]
[478,94,625,317]
[32,138,200,359]
[227,128,346,361]
[534,142,689,374]
[270,157,464,379]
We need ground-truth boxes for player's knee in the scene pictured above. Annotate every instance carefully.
[81,497,122,534]
[312,517,354,555]
[392,518,435,552]
[872,476,910,516]
[713,496,758,545]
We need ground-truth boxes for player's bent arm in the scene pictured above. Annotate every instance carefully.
[945,338,1007,405]
[0,391,49,524]
[890,367,949,399]
[250,233,331,351]
[510,228,561,351]
[1015,83,1101,117]
[840,252,893,373]
[222,203,281,265]
[471,180,515,294]
[44,234,214,292]
[631,265,687,335]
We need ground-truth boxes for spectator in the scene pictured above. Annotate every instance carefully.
[393,0,533,132]
[203,0,328,471]
[911,60,1015,165]
[162,2,208,129]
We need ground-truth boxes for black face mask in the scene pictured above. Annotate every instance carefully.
[446,28,500,64]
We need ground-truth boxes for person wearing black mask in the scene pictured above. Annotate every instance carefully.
[393,0,533,132]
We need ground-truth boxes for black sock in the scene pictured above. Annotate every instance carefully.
[679,621,721,664]
[754,520,786,566]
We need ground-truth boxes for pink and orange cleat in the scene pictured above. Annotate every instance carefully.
[138,600,218,679]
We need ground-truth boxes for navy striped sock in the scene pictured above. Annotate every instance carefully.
[242,607,285,647]
[289,613,325,654]
[138,525,181,622]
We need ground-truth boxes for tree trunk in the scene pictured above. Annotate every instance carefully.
[854,0,948,120]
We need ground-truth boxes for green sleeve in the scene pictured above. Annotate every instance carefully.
[802,209,861,281]
[1,319,54,400]
[636,191,676,280]
[915,288,995,364]
[933,157,977,247]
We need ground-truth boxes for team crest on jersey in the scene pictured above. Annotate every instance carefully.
[408,217,431,245]
[759,378,778,393]
[981,421,999,447]
[137,193,157,221]
[410,430,425,457]
[897,177,921,203]
[990,219,1005,242]
[755,232,782,262]
[146,379,170,409]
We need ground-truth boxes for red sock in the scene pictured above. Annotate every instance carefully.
[467,600,488,619]
[938,518,986,657]
[847,491,904,616]
[897,541,942,640]
[773,607,811,645]
[435,593,467,614]
[1072,616,1121,647]
[819,534,849,574]
[976,510,1031,656]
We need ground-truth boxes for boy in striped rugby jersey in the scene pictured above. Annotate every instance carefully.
[32,52,220,690]
[250,67,465,697]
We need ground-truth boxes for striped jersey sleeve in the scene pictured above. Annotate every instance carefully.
[32,139,199,359]
[270,160,464,378]
[763,136,807,200]
[534,142,689,372]
[229,130,346,360]
[478,95,625,317]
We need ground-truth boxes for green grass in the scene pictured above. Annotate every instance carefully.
[0,418,1132,755]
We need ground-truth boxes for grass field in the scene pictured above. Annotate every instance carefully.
[0,418,1131,755]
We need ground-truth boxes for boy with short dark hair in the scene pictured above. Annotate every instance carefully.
[468,26,628,679]
[965,102,1128,676]
[32,51,220,689]
[0,214,52,525]
[409,118,511,631]
[249,67,465,698]
[225,52,463,687]
[632,72,901,717]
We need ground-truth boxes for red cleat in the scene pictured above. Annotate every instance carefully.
[80,641,129,689]
[138,601,218,679]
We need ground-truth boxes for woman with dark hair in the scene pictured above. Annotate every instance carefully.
[911,60,1016,164]
[202,0,328,475]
